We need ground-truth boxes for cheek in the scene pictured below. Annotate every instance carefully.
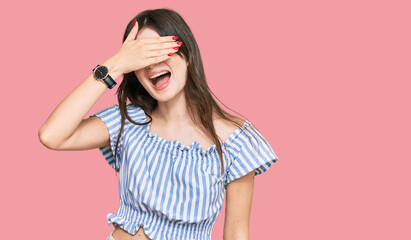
[134,71,145,82]
[170,59,188,75]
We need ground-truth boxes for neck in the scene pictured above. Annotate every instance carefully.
[151,91,192,126]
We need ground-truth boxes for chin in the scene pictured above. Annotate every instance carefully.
[148,88,171,100]
[156,88,186,103]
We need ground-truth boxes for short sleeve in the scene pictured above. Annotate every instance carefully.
[88,104,123,172]
[225,122,279,187]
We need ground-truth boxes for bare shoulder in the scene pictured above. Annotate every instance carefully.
[213,115,246,142]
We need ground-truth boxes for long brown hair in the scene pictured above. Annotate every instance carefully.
[113,8,255,175]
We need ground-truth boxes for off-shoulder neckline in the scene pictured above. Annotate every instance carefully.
[127,105,251,155]
[125,103,252,154]
[144,120,251,155]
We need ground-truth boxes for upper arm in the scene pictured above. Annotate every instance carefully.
[44,104,125,172]
[53,116,110,151]
[224,170,255,240]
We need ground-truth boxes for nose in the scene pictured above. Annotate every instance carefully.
[145,61,163,70]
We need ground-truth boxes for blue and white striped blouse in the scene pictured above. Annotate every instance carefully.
[89,103,279,240]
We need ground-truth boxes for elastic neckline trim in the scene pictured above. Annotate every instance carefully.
[143,118,251,155]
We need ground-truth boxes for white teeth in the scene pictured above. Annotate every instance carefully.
[149,71,169,80]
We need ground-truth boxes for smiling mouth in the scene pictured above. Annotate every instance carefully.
[149,72,172,90]
[150,72,171,86]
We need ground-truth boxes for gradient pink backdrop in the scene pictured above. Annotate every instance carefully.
[1,0,410,239]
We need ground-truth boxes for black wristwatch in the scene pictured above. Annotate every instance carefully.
[92,65,117,89]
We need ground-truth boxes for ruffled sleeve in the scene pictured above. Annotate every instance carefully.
[225,122,279,187]
[88,104,123,172]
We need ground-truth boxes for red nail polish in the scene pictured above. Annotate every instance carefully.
[133,19,136,27]
[172,36,178,40]
[168,53,173,56]
[177,41,182,45]
[173,47,179,50]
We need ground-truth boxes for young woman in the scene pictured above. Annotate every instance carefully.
[39,8,279,240]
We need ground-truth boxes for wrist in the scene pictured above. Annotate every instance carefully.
[101,57,123,80]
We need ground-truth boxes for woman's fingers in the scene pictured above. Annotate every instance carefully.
[145,47,180,58]
[145,54,174,66]
[124,19,139,43]
[115,26,182,73]
[140,36,182,59]
[143,35,178,44]
[145,40,182,51]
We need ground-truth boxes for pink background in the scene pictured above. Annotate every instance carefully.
[1,0,410,239]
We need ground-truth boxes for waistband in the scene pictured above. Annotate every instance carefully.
[106,203,214,240]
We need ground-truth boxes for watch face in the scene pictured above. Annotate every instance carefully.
[94,65,109,79]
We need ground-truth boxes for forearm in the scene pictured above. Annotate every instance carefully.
[38,57,122,149]
[223,233,249,240]
[223,224,249,240]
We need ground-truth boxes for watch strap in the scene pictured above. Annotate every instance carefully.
[102,74,117,89]
[93,64,117,89]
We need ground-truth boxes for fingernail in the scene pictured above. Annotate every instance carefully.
[133,19,136,27]
[177,41,182,45]
[172,36,178,40]
[173,47,179,50]
[168,53,173,56]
